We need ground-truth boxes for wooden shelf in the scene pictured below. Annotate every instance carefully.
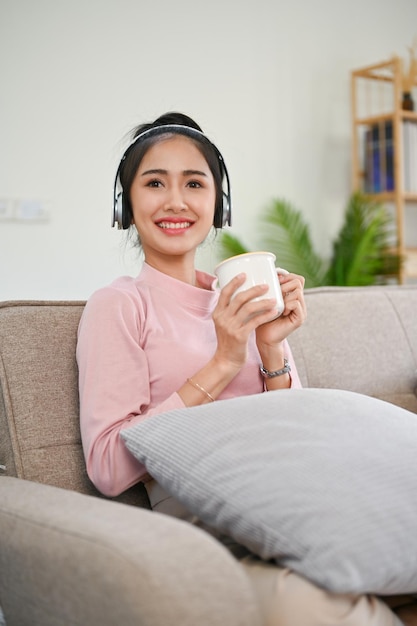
[351,56,417,284]
[405,248,417,278]
[354,111,417,126]
[355,191,417,203]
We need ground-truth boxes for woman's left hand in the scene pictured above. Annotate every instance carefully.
[255,272,307,348]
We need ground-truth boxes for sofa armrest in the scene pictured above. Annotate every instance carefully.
[0,477,260,626]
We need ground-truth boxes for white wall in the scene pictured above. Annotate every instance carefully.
[1,0,416,299]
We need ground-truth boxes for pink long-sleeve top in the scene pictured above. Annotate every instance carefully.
[77,262,301,497]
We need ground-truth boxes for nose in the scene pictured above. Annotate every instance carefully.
[164,185,187,212]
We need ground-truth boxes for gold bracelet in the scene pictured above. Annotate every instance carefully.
[186,378,215,402]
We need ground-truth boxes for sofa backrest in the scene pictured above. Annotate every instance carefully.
[289,285,417,414]
[0,301,149,507]
[1,286,416,500]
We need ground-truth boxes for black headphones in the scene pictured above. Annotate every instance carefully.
[112,124,232,230]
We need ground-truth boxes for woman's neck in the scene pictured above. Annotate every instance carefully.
[144,253,201,287]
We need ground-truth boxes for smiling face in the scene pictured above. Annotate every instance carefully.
[129,134,216,269]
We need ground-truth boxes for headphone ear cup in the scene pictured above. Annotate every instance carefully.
[113,192,132,230]
[121,194,132,229]
[213,192,230,229]
[222,192,231,227]
[113,192,124,229]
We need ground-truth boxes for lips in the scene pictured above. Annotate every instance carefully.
[155,220,193,229]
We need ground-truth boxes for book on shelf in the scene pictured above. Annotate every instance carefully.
[364,120,417,194]
[364,121,394,193]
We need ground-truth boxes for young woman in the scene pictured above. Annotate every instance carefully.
[77,112,411,625]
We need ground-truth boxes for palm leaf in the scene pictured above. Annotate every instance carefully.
[217,231,250,259]
[325,192,402,285]
[217,192,401,288]
[259,199,327,288]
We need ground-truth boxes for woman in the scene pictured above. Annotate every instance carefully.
[77,112,410,625]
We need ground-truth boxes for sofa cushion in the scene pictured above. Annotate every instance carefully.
[288,286,417,414]
[121,388,417,595]
[0,301,150,509]
[0,477,258,626]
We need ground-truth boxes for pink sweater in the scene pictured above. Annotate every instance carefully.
[77,263,301,496]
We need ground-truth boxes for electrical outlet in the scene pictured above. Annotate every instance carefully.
[0,198,14,221]
[15,199,49,222]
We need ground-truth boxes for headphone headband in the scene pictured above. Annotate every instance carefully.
[112,123,232,230]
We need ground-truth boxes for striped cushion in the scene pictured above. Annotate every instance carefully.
[121,388,417,595]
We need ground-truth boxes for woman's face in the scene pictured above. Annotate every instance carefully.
[129,135,216,264]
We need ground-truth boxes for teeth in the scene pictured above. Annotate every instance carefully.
[157,221,191,229]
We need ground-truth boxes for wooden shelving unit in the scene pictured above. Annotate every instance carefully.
[351,56,417,283]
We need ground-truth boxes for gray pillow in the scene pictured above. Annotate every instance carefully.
[121,388,417,595]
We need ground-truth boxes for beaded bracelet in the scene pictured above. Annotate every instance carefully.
[186,378,215,402]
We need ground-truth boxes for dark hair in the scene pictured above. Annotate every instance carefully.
[118,112,225,229]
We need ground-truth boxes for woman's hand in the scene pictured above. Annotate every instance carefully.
[255,272,307,349]
[211,273,279,373]
[180,272,306,407]
[254,272,306,390]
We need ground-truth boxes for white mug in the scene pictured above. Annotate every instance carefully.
[214,251,286,318]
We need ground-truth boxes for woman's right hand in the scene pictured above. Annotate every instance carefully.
[211,273,279,373]
[178,274,277,408]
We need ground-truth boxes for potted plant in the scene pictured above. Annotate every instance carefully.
[217,192,402,288]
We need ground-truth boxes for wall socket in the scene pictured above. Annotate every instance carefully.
[0,198,14,221]
[0,198,50,222]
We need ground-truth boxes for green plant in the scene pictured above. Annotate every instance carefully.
[217,192,402,288]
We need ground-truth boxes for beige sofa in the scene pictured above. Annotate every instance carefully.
[0,285,416,625]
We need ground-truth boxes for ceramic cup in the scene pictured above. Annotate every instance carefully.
[214,251,286,318]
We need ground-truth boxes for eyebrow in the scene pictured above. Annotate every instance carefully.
[140,168,208,177]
